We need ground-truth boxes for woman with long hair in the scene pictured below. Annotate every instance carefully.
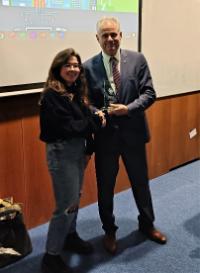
[39,48,105,273]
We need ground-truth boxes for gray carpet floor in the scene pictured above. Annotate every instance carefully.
[1,159,199,273]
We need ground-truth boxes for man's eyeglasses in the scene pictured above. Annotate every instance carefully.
[63,63,81,69]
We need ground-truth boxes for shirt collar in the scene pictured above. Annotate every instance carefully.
[102,50,121,64]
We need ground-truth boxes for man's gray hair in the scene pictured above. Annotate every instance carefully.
[96,17,121,34]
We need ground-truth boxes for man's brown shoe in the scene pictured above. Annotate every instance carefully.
[139,227,167,245]
[102,234,117,254]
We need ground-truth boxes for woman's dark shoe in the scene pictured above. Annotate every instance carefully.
[63,232,94,255]
[41,253,73,273]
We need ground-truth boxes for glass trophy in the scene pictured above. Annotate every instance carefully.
[101,80,118,112]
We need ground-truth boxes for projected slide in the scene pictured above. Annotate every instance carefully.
[1,1,137,12]
[0,0,140,88]
[0,0,139,34]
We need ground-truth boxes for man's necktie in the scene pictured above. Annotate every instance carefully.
[110,57,120,92]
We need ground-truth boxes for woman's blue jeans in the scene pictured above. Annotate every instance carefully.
[45,138,86,255]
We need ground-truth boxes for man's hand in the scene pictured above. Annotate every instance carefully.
[108,104,128,116]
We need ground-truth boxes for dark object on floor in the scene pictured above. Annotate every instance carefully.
[0,198,32,268]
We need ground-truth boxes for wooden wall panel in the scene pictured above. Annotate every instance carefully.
[80,156,97,207]
[17,95,54,227]
[0,98,27,215]
[0,91,199,228]
[22,115,54,227]
[146,99,172,178]
[168,93,200,168]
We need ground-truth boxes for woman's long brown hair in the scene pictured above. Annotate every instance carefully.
[40,48,89,106]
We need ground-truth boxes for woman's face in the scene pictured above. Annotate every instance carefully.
[60,56,81,86]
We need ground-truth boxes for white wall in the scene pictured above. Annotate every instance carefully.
[142,0,200,97]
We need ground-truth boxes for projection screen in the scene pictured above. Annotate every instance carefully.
[0,0,140,91]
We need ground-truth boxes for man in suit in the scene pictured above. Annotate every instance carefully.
[83,17,167,254]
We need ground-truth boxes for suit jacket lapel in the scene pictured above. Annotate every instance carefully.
[94,53,108,81]
[120,50,128,83]
[119,50,128,100]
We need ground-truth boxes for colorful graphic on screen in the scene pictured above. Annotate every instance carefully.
[1,0,139,13]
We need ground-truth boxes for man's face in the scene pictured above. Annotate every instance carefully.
[96,20,122,56]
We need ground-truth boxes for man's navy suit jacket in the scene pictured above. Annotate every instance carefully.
[84,49,156,148]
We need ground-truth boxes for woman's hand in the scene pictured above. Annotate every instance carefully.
[95,110,106,127]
